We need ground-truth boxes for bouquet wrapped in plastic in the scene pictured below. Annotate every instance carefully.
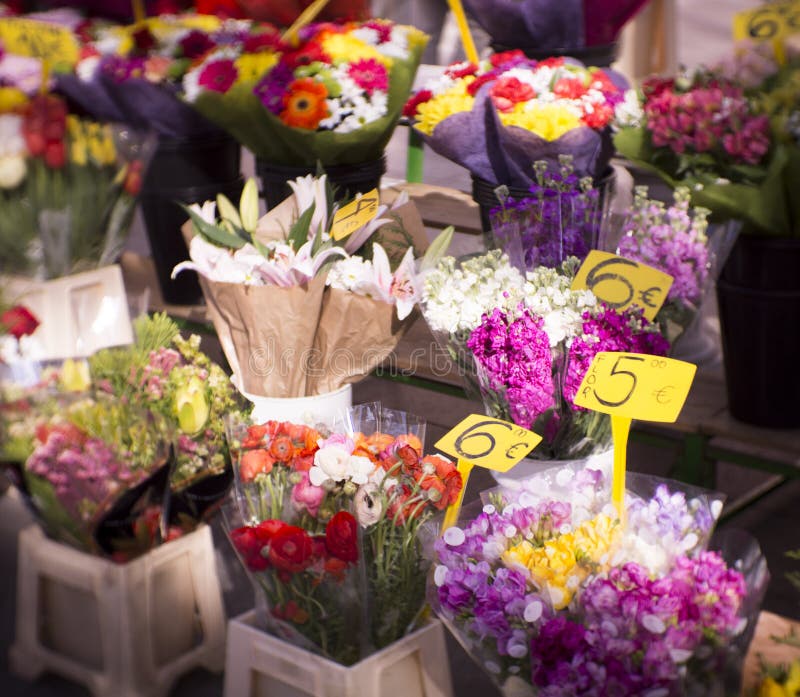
[613,185,739,345]
[18,394,173,561]
[405,52,626,188]
[183,19,427,167]
[225,406,463,662]
[462,0,649,55]
[175,175,447,404]
[0,90,154,278]
[488,156,611,270]
[431,463,769,696]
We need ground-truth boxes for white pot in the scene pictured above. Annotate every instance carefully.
[232,376,353,427]
[491,448,614,485]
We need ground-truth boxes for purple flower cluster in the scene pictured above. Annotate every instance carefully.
[490,163,603,270]
[254,62,294,115]
[563,305,670,410]
[467,307,555,429]
[617,188,711,306]
[26,425,136,521]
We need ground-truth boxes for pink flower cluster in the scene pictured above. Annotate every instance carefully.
[643,79,770,165]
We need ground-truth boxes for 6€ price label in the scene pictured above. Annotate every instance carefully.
[330,188,379,241]
[574,352,696,423]
[434,414,542,472]
[733,1,800,61]
[0,18,79,66]
[571,251,674,322]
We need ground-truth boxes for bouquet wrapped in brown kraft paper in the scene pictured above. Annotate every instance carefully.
[175,176,452,412]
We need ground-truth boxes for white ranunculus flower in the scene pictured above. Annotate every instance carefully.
[346,455,376,485]
[309,446,352,486]
[354,484,383,527]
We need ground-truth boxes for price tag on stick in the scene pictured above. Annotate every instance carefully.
[330,188,379,241]
[574,352,697,514]
[435,415,543,529]
[733,1,800,62]
[571,250,674,321]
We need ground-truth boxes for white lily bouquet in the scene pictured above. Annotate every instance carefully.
[175,176,451,401]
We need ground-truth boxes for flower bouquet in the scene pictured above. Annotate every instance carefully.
[461,0,649,63]
[614,185,739,346]
[404,52,626,193]
[488,156,610,270]
[225,407,463,662]
[431,463,769,696]
[0,89,154,279]
[19,395,173,561]
[183,18,427,203]
[175,174,445,413]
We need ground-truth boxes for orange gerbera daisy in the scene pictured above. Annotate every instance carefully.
[280,78,329,130]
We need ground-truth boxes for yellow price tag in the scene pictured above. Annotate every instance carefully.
[573,352,696,423]
[571,250,674,322]
[0,18,79,66]
[733,1,800,61]
[330,189,379,241]
[436,415,543,530]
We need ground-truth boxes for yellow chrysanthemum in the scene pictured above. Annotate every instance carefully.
[414,79,476,136]
[235,52,279,83]
[0,87,28,112]
[500,102,582,141]
[321,32,392,68]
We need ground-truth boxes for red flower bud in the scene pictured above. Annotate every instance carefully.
[2,305,39,339]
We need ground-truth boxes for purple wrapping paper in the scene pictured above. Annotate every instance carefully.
[463,0,650,49]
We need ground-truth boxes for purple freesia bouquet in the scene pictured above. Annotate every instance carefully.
[614,185,740,345]
[489,156,610,270]
[430,464,768,696]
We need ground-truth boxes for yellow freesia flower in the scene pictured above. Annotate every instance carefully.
[414,79,476,136]
[0,87,28,112]
[235,52,278,84]
[321,32,392,68]
[500,102,582,141]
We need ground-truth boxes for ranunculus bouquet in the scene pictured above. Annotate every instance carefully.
[0,89,154,278]
[405,52,626,187]
[431,462,768,696]
[613,42,800,237]
[176,175,445,405]
[20,395,173,561]
[422,252,669,459]
[183,19,427,167]
[58,13,271,137]
[226,407,463,662]
[614,185,739,345]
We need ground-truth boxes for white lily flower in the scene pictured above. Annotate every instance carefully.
[288,174,329,239]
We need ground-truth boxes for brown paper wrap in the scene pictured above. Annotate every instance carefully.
[199,275,327,398]
[307,288,414,395]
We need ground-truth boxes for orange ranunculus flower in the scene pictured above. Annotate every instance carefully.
[366,432,394,454]
[280,78,329,129]
[239,448,275,481]
[269,435,295,462]
[397,433,423,455]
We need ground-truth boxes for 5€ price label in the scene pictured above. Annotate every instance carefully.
[0,18,79,66]
[435,414,542,472]
[571,251,674,322]
[574,352,696,423]
[330,188,379,241]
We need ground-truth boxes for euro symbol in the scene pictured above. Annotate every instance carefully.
[505,442,530,459]
[638,286,661,308]
[652,386,673,404]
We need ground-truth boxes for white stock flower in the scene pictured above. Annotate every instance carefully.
[615,89,644,129]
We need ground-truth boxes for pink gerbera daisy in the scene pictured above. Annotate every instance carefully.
[198,58,237,93]
[347,58,388,96]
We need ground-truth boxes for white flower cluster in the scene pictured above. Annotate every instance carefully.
[614,89,644,130]
[523,262,597,347]
[319,64,388,134]
[421,251,526,334]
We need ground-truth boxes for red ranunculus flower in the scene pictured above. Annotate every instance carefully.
[2,305,39,339]
[231,525,269,571]
[553,77,588,100]
[490,49,526,68]
[268,525,314,573]
[325,511,358,563]
[403,89,433,118]
[490,76,536,112]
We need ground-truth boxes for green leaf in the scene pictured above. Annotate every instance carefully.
[287,203,315,251]
[216,192,242,228]
[420,226,454,272]
[239,178,260,233]
[181,204,246,250]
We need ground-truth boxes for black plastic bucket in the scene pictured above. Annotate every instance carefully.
[256,156,386,210]
[140,133,242,305]
[717,236,800,428]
